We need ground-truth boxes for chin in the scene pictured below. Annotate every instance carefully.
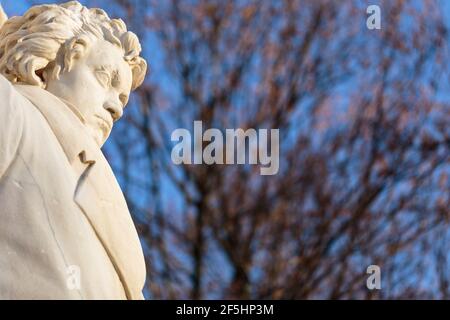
[96,133,108,147]
[96,137,106,147]
[101,129,113,146]
[90,128,109,147]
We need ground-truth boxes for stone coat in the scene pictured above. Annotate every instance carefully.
[0,74,146,299]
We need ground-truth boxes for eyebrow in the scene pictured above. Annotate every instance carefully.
[97,64,114,73]
[98,64,129,104]
[97,64,119,84]
[112,69,121,87]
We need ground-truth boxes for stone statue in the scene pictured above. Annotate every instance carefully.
[0,1,147,299]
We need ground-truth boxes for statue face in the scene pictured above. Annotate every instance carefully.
[45,39,133,146]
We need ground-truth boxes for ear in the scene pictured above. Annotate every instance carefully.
[41,61,60,88]
[131,57,147,90]
[63,36,90,73]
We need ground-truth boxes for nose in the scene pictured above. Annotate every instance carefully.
[104,100,123,121]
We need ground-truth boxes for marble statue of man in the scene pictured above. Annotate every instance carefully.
[0,1,147,299]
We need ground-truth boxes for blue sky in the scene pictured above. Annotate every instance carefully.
[2,0,450,29]
[1,0,449,299]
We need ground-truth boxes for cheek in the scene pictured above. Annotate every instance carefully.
[72,75,107,117]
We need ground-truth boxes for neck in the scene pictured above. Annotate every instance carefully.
[57,97,87,125]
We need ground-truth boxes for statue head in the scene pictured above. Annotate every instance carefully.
[0,1,147,146]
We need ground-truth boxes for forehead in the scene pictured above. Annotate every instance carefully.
[86,39,133,92]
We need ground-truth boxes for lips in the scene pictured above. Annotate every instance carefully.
[95,114,113,132]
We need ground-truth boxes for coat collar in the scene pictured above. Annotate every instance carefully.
[13,84,97,165]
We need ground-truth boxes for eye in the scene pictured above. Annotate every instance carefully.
[95,70,111,88]
[119,93,129,107]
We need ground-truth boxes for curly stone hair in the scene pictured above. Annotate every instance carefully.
[0,1,147,90]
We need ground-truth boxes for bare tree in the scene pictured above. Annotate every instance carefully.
[29,0,450,299]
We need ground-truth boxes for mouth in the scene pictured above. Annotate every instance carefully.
[95,114,113,133]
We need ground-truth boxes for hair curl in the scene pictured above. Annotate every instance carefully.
[0,1,147,90]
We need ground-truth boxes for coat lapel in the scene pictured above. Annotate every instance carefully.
[74,156,146,300]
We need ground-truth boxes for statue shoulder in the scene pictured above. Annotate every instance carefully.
[0,73,11,87]
[0,73,14,97]
[0,74,25,178]
[0,74,24,114]
[0,73,25,130]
